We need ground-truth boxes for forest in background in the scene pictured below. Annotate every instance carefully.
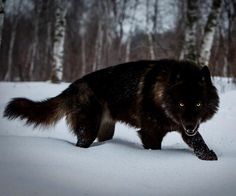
[0,0,235,82]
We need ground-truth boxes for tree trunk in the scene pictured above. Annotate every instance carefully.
[93,20,103,71]
[78,9,87,76]
[4,21,17,81]
[0,0,4,47]
[114,0,128,62]
[180,0,199,61]
[146,1,155,60]
[125,37,131,62]
[29,1,42,80]
[199,0,222,65]
[51,0,67,83]
[125,0,139,62]
[44,0,53,80]
[81,34,86,75]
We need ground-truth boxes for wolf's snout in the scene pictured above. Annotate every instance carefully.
[185,124,196,132]
[181,120,200,136]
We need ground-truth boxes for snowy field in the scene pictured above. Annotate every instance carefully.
[0,80,236,196]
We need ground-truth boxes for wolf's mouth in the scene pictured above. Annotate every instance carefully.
[181,120,200,137]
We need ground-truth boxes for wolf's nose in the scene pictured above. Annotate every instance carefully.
[185,125,195,132]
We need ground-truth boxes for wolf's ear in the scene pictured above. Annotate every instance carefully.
[200,66,211,84]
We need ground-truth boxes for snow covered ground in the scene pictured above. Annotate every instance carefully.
[0,81,236,196]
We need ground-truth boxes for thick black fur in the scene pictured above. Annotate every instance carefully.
[3,59,219,160]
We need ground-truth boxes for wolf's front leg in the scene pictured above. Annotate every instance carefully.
[138,129,166,150]
[182,132,218,161]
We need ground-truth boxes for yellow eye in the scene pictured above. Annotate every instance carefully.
[179,103,184,107]
[196,103,201,107]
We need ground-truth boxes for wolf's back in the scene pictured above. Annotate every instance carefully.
[3,91,69,127]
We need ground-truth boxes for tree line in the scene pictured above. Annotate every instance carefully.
[0,0,235,82]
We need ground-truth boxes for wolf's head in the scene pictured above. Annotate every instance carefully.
[160,65,219,136]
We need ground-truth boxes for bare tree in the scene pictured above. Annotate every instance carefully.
[93,16,103,71]
[125,0,139,62]
[0,0,4,47]
[1,0,236,80]
[218,0,236,77]
[4,0,24,81]
[51,0,68,83]
[28,1,43,80]
[80,13,86,76]
[180,0,199,61]
[146,0,155,60]
[92,1,109,71]
[199,0,222,65]
[111,0,128,62]
[92,0,118,70]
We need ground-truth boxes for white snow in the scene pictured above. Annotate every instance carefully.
[0,81,236,196]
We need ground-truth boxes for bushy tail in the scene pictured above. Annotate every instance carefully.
[3,93,69,127]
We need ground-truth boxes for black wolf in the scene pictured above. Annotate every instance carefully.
[3,59,219,160]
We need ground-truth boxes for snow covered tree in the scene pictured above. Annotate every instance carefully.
[180,0,199,61]
[199,0,222,65]
[51,0,68,83]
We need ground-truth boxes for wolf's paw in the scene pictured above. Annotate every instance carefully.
[196,150,218,161]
